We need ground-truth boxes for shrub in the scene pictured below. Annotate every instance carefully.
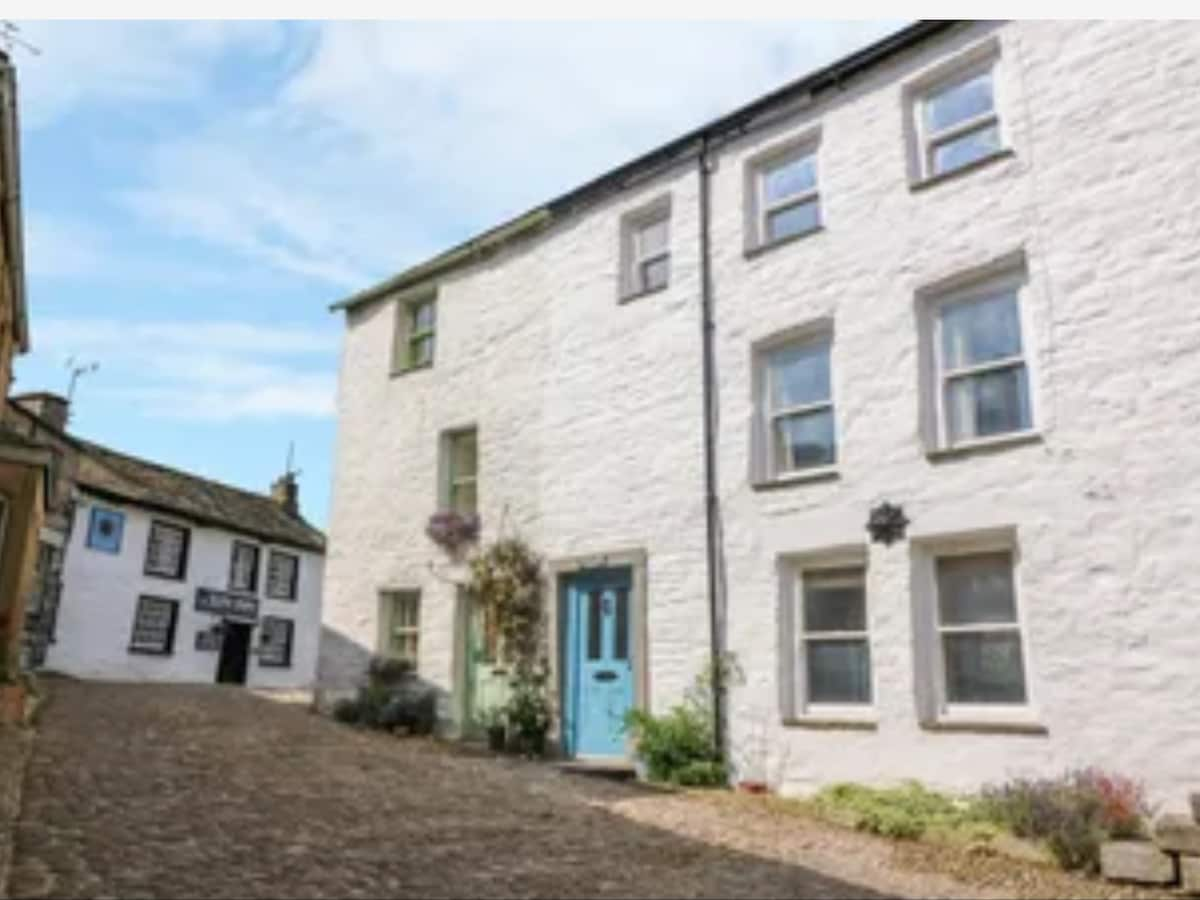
[811,782,974,840]
[505,666,552,755]
[674,760,729,787]
[331,656,438,736]
[624,704,721,786]
[977,769,1150,872]
[332,697,362,725]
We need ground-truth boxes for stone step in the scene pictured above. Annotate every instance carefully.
[1101,841,1178,886]
[1156,814,1200,856]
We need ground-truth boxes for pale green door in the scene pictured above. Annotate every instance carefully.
[465,598,510,735]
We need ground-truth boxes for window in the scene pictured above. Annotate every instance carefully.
[144,521,189,580]
[930,272,1032,447]
[393,292,437,373]
[916,61,1002,180]
[381,590,420,664]
[128,596,179,655]
[86,507,125,554]
[622,206,670,297]
[265,550,299,600]
[760,333,835,478]
[229,541,260,593]
[935,551,1028,705]
[258,616,294,668]
[443,428,478,517]
[800,568,871,705]
[754,147,820,248]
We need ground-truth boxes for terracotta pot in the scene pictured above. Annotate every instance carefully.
[0,683,25,726]
[737,780,769,795]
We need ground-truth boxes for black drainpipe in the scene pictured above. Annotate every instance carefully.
[698,135,724,760]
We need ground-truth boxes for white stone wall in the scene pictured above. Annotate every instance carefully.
[323,20,1200,809]
[713,20,1200,810]
[48,495,324,690]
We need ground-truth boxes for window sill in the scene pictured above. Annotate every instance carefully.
[909,148,1016,193]
[390,361,433,380]
[744,225,824,260]
[128,646,173,657]
[927,430,1042,461]
[783,712,878,731]
[752,466,839,492]
[618,283,669,305]
[921,713,1047,736]
[143,570,186,582]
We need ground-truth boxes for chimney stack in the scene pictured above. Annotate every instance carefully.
[14,392,69,432]
[270,471,299,517]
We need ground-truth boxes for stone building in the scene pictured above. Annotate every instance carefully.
[320,21,1200,810]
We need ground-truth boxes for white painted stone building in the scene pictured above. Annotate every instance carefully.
[321,20,1200,809]
[36,426,326,690]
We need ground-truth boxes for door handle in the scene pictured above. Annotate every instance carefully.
[593,670,618,683]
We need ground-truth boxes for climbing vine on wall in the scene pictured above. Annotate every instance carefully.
[466,537,544,677]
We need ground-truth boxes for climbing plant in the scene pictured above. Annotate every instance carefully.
[466,537,544,677]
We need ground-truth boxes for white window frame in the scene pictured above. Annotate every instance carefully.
[392,289,437,374]
[755,145,820,249]
[441,426,478,517]
[912,528,1038,728]
[797,565,872,715]
[755,325,837,482]
[620,198,671,300]
[926,267,1036,452]
[380,589,421,665]
[265,549,300,601]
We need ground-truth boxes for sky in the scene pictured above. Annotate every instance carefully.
[11,19,903,527]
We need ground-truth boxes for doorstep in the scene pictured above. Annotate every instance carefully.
[555,759,637,782]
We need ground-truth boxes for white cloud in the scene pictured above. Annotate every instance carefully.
[107,20,905,292]
[30,317,338,423]
[23,214,106,279]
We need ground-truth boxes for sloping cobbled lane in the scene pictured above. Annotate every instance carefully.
[8,681,882,899]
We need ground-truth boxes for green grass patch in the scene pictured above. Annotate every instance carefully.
[806,781,999,842]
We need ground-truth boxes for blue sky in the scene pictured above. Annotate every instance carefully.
[12,19,901,527]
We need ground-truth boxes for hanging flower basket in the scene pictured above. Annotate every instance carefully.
[425,511,480,555]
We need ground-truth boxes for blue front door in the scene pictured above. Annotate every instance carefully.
[563,568,634,758]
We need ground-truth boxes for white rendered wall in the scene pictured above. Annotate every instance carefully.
[322,20,1200,809]
[48,495,324,690]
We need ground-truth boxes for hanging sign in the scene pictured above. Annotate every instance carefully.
[195,587,259,621]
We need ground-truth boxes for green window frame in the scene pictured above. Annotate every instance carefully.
[380,589,420,664]
[443,427,478,517]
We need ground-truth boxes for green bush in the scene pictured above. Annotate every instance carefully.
[811,782,978,840]
[332,697,362,724]
[624,704,722,786]
[976,769,1150,872]
[674,760,729,787]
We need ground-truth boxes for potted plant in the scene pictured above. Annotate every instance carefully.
[478,706,507,753]
[505,669,552,758]
[425,511,480,556]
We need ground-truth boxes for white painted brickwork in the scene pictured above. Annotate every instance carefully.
[49,498,324,690]
[322,21,1200,809]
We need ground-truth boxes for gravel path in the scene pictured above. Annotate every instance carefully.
[6,681,1170,900]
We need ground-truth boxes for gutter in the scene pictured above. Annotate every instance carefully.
[329,20,958,315]
[0,58,27,353]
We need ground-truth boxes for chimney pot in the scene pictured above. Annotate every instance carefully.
[271,472,299,517]
[14,392,70,432]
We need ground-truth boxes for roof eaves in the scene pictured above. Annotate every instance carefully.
[329,20,960,316]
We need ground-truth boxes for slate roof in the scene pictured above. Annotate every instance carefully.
[73,439,325,554]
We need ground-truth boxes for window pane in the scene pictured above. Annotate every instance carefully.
[943,631,1027,704]
[803,570,866,633]
[807,639,871,704]
[587,591,603,661]
[146,523,186,577]
[946,365,1031,442]
[450,431,478,481]
[267,552,298,599]
[937,552,1017,626]
[925,70,994,133]
[931,122,1001,175]
[768,340,831,410]
[774,408,835,471]
[613,588,629,661]
[763,153,816,204]
[636,217,669,257]
[765,198,820,243]
[410,334,434,367]
[231,544,257,591]
[940,290,1022,370]
[640,256,669,291]
[450,481,477,517]
[412,300,435,334]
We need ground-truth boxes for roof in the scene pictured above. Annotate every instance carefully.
[0,50,28,352]
[74,440,326,554]
[331,19,959,314]
[5,400,325,553]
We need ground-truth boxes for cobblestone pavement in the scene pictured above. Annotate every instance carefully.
[8,682,883,899]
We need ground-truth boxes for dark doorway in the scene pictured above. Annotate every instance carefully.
[216,622,252,685]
